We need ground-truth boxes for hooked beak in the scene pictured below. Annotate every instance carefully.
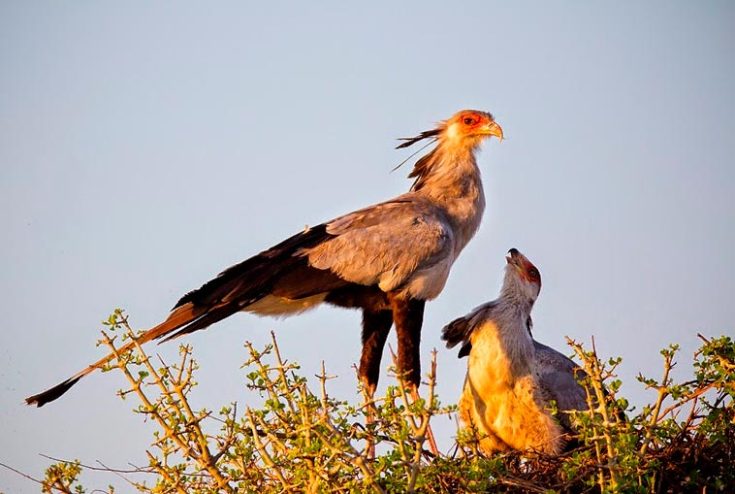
[483,121,504,141]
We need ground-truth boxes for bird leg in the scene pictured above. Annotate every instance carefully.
[388,295,425,388]
[388,295,439,455]
[359,309,393,458]
[359,309,394,396]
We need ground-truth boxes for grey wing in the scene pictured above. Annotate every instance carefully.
[534,340,588,418]
[304,197,453,294]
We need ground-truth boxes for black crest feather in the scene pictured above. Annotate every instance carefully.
[395,128,441,149]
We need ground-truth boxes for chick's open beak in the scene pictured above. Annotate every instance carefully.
[506,248,519,265]
[506,248,530,276]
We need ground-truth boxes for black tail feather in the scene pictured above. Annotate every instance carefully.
[159,303,242,343]
[25,375,83,407]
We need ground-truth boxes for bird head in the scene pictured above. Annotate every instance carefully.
[502,248,542,304]
[444,110,504,148]
[396,109,503,151]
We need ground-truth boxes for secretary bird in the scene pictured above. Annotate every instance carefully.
[442,249,587,455]
[27,109,503,407]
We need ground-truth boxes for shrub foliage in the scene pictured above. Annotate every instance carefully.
[31,310,735,493]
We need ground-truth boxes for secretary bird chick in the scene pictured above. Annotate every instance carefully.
[27,109,503,407]
[442,249,587,455]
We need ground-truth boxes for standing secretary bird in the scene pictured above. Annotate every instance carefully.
[27,109,503,407]
[442,249,587,455]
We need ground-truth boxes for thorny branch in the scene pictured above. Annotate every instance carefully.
[24,310,734,494]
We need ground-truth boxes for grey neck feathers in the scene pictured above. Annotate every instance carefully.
[409,145,479,195]
[499,274,537,316]
[488,274,538,376]
[408,144,486,254]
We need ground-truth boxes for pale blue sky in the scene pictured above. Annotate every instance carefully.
[2,2,734,492]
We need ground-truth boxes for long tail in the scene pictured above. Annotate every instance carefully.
[25,302,214,407]
[26,224,340,407]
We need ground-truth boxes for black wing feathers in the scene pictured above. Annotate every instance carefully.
[442,315,473,350]
[174,224,334,309]
[441,301,500,359]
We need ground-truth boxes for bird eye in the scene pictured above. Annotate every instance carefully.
[462,117,476,125]
[528,268,540,279]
